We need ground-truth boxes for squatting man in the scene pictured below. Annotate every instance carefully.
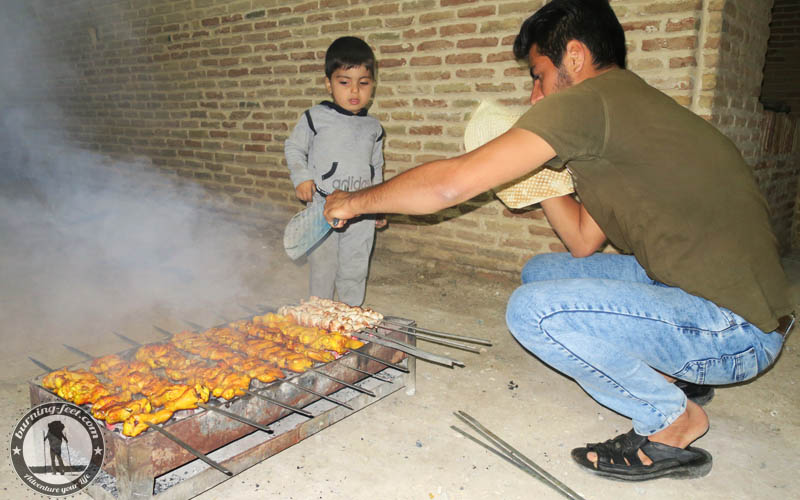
[323,0,792,482]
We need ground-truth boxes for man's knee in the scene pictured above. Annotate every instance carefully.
[506,283,550,338]
[521,252,571,283]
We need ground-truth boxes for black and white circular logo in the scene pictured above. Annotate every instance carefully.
[10,402,104,497]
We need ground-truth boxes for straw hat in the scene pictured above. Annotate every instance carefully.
[463,101,574,209]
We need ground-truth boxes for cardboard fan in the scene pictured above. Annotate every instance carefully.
[464,100,574,209]
[283,199,332,260]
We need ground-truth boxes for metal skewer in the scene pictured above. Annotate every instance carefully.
[28,356,234,477]
[29,356,56,373]
[242,389,314,418]
[452,411,585,500]
[309,368,376,397]
[210,314,397,382]
[349,350,409,373]
[280,380,354,411]
[183,319,208,331]
[186,319,379,395]
[62,344,273,436]
[153,324,355,411]
[183,321,377,400]
[353,330,464,368]
[154,325,175,338]
[62,343,95,360]
[114,332,316,419]
[113,331,143,347]
[145,423,233,476]
[340,364,394,383]
[374,324,482,353]
[382,318,493,346]
[197,402,273,434]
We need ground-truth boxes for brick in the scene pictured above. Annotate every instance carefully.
[457,37,499,49]
[409,125,443,135]
[669,56,696,68]
[440,24,477,37]
[641,36,697,51]
[417,40,455,51]
[622,20,661,33]
[410,56,441,66]
[445,53,482,64]
[666,17,698,32]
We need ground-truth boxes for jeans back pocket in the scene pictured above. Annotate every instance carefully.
[676,346,759,385]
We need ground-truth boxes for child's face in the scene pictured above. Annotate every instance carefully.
[324,65,374,114]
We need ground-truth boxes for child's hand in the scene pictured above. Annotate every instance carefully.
[295,180,315,202]
[375,216,388,229]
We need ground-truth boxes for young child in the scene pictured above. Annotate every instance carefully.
[284,36,386,306]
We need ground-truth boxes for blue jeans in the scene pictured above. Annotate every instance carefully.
[505,253,785,435]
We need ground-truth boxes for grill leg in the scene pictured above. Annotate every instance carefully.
[116,444,154,499]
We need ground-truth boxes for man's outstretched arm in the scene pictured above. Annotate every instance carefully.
[324,128,557,222]
[540,195,606,257]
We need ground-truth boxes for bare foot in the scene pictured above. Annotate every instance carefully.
[586,400,709,467]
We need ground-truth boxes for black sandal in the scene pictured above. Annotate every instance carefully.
[571,429,712,481]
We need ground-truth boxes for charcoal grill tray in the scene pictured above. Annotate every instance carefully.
[28,318,416,500]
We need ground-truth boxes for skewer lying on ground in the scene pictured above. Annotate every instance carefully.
[451,410,585,500]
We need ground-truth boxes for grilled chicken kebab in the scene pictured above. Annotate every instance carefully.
[40,305,370,437]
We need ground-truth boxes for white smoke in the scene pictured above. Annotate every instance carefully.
[0,0,271,345]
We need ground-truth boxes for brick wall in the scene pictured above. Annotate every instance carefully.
[23,0,800,273]
[706,0,800,252]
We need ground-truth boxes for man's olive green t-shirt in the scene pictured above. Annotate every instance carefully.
[514,69,790,332]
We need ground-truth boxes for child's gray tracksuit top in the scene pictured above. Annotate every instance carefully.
[285,101,384,196]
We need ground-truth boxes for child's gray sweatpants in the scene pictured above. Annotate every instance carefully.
[308,215,375,306]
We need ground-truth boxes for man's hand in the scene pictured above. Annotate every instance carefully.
[324,190,358,228]
[375,216,388,229]
[294,180,315,202]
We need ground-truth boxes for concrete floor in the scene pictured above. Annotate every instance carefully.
[2,222,799,500]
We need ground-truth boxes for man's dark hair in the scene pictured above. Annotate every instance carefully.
[512,0,626,69]
[325,36,376,78]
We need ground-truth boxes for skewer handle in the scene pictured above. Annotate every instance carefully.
[383,318,492,346]
[353,331,464,368]
[377,325,481,353]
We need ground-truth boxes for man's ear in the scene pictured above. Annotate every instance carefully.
[564,39,587,74]
[324,77,332,94]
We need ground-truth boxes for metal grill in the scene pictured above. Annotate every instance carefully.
[28,319,416,500]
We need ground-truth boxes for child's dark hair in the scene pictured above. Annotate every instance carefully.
[512,0,626,70]
[324,36,376,79]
